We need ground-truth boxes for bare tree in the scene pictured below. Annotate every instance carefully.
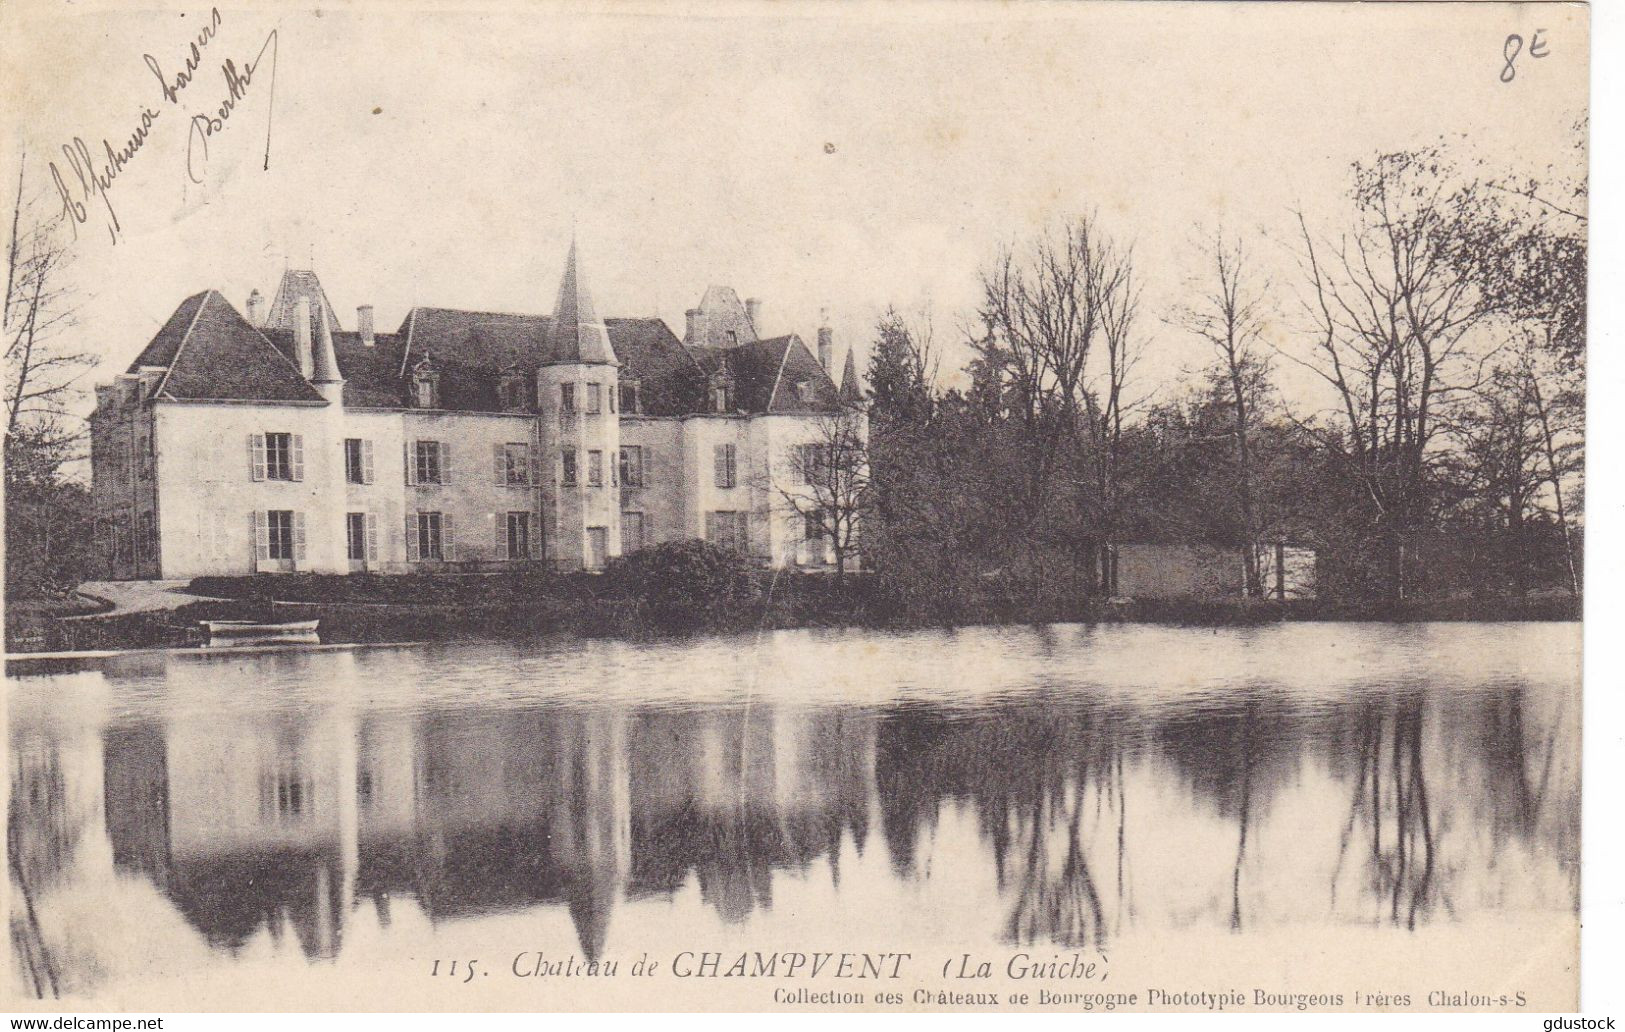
[1177,229,1272,597]
[1446,330,1582,595]
[1086,242,1143,594]
[975,213,1139,593]
[1284,148,1497,601]
[775,404,869,580]
[5,152,89,453]
[976,214,1133,521]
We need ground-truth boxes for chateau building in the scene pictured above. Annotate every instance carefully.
[90,243,863,578]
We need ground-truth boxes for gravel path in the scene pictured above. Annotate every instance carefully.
[66,580,226,619]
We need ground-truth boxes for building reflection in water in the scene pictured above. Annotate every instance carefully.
[10,659,1578,995]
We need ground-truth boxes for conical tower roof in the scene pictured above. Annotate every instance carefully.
[547,239,617,365]
[839,345,862,403]
[311,303,343,383]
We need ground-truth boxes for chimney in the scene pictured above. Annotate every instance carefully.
[294,297,314,378]
[685,308,705,347]
[357,305,375,347]
[745,297,764,337]
[816,308,834,372]
[246,289,265,327]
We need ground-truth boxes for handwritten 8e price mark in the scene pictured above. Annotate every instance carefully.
[1501,29,1549,83]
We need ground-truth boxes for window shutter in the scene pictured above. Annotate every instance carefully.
[293,511,307,563]
[250,433,266,481]
[406,514,420,562]
[291,435,305,482]
[365,513,379,562]
[705,511,718,544]
[714,445,726,488]
[530,453,541,487]
[440,441,453,482]
[253,511,269,561]
[362,439,374,484]
[442,513,456,561]
[495,513,507,560]
[494,443,506,485]
[404,441,417,486]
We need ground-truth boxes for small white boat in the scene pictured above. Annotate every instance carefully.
[201,619,321,647]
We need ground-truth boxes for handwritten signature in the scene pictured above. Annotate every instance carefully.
[186,30,278,184]
[48,9,278,245]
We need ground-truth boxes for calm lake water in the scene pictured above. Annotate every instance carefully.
[6,622,1581,1006]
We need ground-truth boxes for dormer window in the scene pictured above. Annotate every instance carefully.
[411,356,440,409]
[710,370,735,414]
[725,330,738,346]
[619,381,641,415]
[498,368,529,411]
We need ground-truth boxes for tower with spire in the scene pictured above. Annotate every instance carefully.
[536,240,621,570]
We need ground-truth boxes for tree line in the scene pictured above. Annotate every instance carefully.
[836,137,1584,617]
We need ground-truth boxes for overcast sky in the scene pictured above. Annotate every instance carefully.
[2,0,1588,412]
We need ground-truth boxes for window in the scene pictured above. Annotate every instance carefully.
[586,383,602,414]
[621,512,645,555]
[495,442,530,486]
[561,450,578,487]
[713,443,737,488]
[504,512,531,560]
[345,438,374,485]
[560,383,576,412]
[267,510,295,560]
[412,370,440,408]
[260,770,313,822]
[713,382,733,413]
[413,440,446,485]
[805,509,825,541]
[587,527,608,570]
[499,371,529,411]
[726,330,738,346]
[608,385,617,413]
[619,382,641,414]
[705,511,748,554]
[588,450,604,487]
[619,446,643,488]
[347,513,367,561]
[252,432,304,482]
[795,443,824,485]
[408,512,454,562]
[347,513,379,563]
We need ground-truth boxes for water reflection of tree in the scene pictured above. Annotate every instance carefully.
[875,699,1136,950]
[1330,693,1439,929]
[9,740,74,998]
[1153,694,1304,932]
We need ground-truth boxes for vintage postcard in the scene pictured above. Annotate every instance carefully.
[2,0,1588,1015]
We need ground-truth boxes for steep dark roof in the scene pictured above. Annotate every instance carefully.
[692,335,842,415]
[127,291,208,371]
[264,269,341,332]
[606,318,706,416]
[769,336,843,413]
[134,291,325,404]
[130,291,842,416]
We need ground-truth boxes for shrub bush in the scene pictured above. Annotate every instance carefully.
[600,539,763,631]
